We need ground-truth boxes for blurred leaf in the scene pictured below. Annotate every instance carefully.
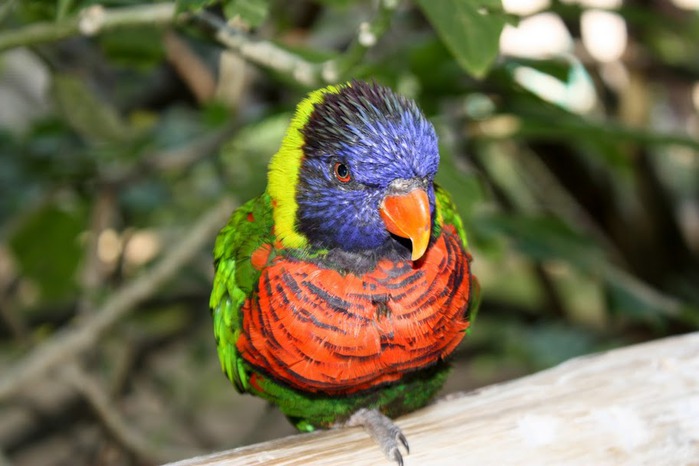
[475,255,546,311]
[483,212,698,325]
[201,101,232,127]
[606,276,666,326]
[408,39,467,107]
[481,213,604,273]
[434,136,486,220]
[56,0,74,20]
[219,112,289,199]
[314,0,352,6]
[497,77,699,154]
[129,304,191,337]
[176,0,217,14]
[153,106,212,147]
[223,0,269,27]
[16,0,58,21]
[176,0,269,26]
[0,118,97,227]
[0,0,17,22]
[470,315,601,369]
[416,0,506,78]
[52,74,133,144]
[9,199,85,301]
[98,28,166,69]
[120,181,170,220]
[603,268,699,327]
[18,0,147,21]
[506,57,574,83]
[514,323,599,368]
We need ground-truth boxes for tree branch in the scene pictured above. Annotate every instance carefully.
[0,0,398,88]
[197,0,399,87]
[0,3,177,52]
[61,363,175,463]
[0,197,235,401]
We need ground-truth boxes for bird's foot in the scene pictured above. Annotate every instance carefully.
[346,408,409,466]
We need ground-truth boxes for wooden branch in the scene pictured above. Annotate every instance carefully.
[168,331,699,465]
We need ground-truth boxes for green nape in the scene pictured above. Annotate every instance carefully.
[249,362,452,430]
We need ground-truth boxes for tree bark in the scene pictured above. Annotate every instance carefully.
[168,332,699,465]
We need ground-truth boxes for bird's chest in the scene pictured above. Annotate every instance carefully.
[238,226,473,394]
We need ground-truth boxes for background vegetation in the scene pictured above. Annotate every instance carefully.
[0,0,698,464]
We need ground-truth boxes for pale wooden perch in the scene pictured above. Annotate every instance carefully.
[169,332,699,465]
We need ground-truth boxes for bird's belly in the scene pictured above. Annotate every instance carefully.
[238,226,473,395]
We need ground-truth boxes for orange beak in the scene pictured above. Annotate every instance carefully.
[379,188,431,261]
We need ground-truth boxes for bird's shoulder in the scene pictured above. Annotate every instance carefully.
[434,183,481,326]
[434,183,468,249]
[210,192,275,392]
[213,192,276,287]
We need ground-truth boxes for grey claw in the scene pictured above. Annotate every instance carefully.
[398,432,410,454]
[346,408,410,464]
[390,448,404,466]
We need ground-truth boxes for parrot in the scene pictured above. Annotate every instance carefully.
[210,80,478,465]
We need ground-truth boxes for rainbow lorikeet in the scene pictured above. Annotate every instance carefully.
[210,81,478,464]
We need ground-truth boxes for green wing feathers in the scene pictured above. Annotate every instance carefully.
[210,193,274,392]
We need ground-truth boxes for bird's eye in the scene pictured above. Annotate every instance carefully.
[333,162,351,183]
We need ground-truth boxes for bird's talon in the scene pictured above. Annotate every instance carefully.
[398,432,410,453]
[347,408,410,464]
[390,448,404,466]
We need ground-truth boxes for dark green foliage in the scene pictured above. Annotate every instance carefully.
[415,0,508,78]
[9,201,85,301]
[176,0,269,27]
[222,0,269,28]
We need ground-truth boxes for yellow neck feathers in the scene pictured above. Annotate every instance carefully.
[266,84,345,249]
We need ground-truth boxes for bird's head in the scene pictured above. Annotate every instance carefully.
[268,81,439,262]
